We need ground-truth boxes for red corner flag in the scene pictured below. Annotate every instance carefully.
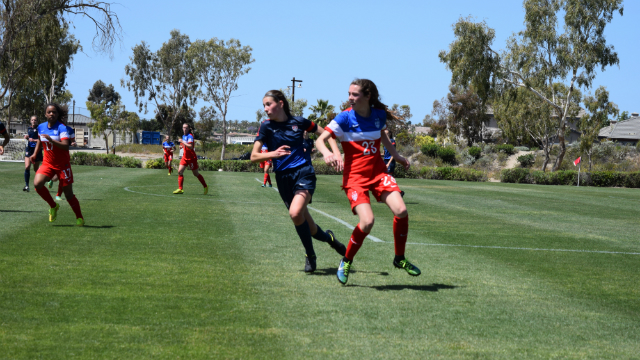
[573,157,581,166]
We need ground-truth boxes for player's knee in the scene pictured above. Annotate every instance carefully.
[360,217,375,233]
[395,207,408,218]
[289,208,305,223]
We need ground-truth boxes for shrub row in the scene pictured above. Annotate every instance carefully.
[71,152,142,168]
[395,165,487,182]
[420,144,457,164]
[501,168,640,188]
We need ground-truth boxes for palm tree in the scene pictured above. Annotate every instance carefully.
[309,99,335,128]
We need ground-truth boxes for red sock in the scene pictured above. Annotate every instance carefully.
[36,186,56,208]
[67,195,84,219]
[263,173,269,185]
[178,175,184,189]
[393,215,409,256]
[267,174,272,185]
[197,174,207,188]
[345,224,369,261]
[56,182,63,197]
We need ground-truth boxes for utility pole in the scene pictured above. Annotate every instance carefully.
[72,100,75,128]
[290,77,302,104]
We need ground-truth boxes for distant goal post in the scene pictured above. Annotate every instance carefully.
[0,139,27,162]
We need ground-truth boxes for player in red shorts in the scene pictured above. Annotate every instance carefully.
[259,144,272,187]
[162,136,175,175]
[316,79,420,284]
[173,123,208,194]
[31,103,84,226]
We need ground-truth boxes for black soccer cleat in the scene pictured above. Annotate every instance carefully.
[326,230,347,256]
[305,255,317,273]
[23,185,29,192]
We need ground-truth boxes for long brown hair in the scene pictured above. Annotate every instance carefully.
[263,90,292,118]
[350,79,395,120]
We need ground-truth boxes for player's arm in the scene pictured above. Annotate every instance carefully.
[29,139,41,163]
[316,129,343,172]
[380,130,409,170]
[250,140,290,163]
[41,134,69,150]
[179,138,195,150]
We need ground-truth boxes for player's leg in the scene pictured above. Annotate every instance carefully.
[34,171,59,221]
[55,180,64,201]
[174,164,186,193]
[288,190,317,272]
[265,163,272,186]
[303,208,346,256]
[62,182,84,226]
[337,190,374,285]
[191,167,207,193]
[23,155,31,191]
[381,190,420,276]
[47,173,58,189]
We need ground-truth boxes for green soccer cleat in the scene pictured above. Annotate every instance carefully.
[48,203,60,222]
[204,186,208,195]
[393,258,421,276]
[304,255,317,273]
[76,218,85,227]
[55,195,63,201]
[337,259,352,285]
[327,230,346,256]
[173,189,184,194]
[261,184,266,187]
[168,172,171,176]
[267,184,272,188]
[47,180,53,189]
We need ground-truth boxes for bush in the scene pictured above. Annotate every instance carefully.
[517,154,535,168]
[414,135,435,149]
[437,147,457,164]
[71,152,142,168]
[421,143,440,157]
[514,146,530,152]
[500,168,531,183]
[495,144,516,155]
[419,167,487,182]
[468,146,482,159]
[500,169,640,188]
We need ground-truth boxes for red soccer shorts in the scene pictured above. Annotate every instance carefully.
[37,163,74,187]
[163,154,173,163]
[344,174,401,214]
[259,159,272,169]
[180,157,199,171]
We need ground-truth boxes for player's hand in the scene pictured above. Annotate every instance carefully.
[71,142,77,147]
[24,134,28,139]
[0,146,4,155]
[323,152,343,172]
[42,134,52,141]
[273,145,291,158]
[396,155,410,170]
[30,154,36,163]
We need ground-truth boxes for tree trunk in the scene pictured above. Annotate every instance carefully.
[220,116,227,161]
[552,121,566,171]
[104,132,109,154]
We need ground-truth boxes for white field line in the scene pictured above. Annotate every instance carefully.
[254,178,384,243]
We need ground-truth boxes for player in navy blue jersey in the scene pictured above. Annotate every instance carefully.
[23,116,43,191]
[0,121,9,155]
[251,90,346,272]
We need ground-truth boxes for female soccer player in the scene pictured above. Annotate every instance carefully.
[31,103,84,226]
[316,79,420,284]
[23,116,43,192]
[259,143,272,187]
[173,123,208,194]
[162,136,175,175]
[251,90,346,272]
[47,121,77,201]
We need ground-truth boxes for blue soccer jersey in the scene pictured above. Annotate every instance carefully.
[255,116,317,172]
[27,126,39,148]
[383,138,396,161]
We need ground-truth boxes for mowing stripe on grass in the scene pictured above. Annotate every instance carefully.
[123,185,282,205]
[404,242,640,255]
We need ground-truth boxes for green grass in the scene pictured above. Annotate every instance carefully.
[1,162,639,359]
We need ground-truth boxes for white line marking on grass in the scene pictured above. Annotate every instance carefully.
[404,242,640,255]
[254,178,384,243]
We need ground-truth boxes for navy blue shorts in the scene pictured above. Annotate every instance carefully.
[386,160,396,175]
[25,147,43,161]
[275,164,316,209]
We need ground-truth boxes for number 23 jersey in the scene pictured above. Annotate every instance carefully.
[325,108,388,188]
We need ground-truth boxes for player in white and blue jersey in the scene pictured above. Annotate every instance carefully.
[162,136,175,175]
[251,90,346,273]
[23,116,43,191]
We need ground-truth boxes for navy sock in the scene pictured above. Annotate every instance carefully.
[294,221,315,257]
[24,169,30,186]
[312,224,331,243]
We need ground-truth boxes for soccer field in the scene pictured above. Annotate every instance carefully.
[1,163,639,359]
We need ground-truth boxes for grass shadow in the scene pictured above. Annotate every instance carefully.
[52,225,115,228]
[0,209,38,213]
[305,268,390,276]
[347,283,459,292]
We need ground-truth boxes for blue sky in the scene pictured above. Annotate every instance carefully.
[64,0,639,124]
